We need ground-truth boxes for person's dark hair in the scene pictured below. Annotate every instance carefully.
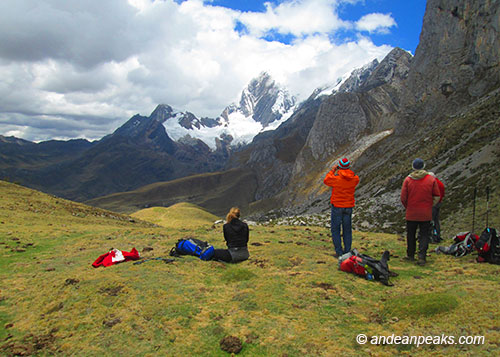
[226,207,241,223]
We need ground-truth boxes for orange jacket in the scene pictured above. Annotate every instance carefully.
[323,169,360,207]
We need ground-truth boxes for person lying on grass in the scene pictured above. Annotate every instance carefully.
[212,207,249,263]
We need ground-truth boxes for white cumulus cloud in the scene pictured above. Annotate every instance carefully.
[356,12,397,34]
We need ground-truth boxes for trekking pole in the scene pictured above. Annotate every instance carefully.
[472,186,477,234]
[486,186,490,227]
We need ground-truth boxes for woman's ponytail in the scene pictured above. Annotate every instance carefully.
[226,207,241,223]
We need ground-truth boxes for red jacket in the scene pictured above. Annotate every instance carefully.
[92,248,140,268]
[323,169,360,208]
[401,171,441,221]
[436,177,445,203]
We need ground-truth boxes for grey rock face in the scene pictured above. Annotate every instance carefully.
[358,48,411,92]
[295,48,412,167]
[178,112,200,130]
[397,0,500,133]
[113,105,177,154]
[305,93,368,162]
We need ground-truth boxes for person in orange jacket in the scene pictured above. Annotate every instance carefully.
[323,158,360,258]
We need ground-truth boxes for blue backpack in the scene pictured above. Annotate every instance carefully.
[170,238,215,261]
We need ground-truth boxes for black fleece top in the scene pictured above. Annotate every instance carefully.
[223,218,249,248]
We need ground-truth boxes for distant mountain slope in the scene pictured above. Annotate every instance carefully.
[86,168,258,216]
[89,46,413,217]
[0,104,231,201]
[0,135,94,170]
[225,47,411,204]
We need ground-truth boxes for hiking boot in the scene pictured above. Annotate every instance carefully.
[402,256,414,262]
[417,258,426,266]
[333,253,340,259]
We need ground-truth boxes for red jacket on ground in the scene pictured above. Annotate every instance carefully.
[92,248,140,268]
[323,168,360,208]
[400,170,441,221]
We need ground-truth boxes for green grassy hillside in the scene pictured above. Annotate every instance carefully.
[1,180,499,356]
[131,202,220,229]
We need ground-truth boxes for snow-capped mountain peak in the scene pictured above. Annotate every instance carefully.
[161,72,297,149]
[235,72,296,127]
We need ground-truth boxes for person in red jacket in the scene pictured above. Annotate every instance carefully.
[401,158,441,266]
[323,158,360,258]
[429,172,445,241]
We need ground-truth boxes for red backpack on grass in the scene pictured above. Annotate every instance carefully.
[338,249,397,286]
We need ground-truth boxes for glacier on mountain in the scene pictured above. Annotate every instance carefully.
[161,72,297,150]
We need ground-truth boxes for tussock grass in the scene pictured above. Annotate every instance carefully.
[1,180,499,356]
[382,292,459,319]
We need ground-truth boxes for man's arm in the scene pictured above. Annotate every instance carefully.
[323,166,339,186]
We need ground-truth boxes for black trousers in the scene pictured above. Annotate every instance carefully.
[406,221,431,259]
[213,249,232,262]
[213,247,250,263]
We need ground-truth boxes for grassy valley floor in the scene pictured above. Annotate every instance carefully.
[0,180,499,356]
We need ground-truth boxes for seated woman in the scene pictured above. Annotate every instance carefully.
[213,207,249,263]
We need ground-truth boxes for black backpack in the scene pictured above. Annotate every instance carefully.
[475,187,499,264]
[476,228,500,264]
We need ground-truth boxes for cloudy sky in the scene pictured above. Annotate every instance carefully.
[0,0,426,142]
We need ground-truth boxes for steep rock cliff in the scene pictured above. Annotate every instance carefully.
[397,0,500,134]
